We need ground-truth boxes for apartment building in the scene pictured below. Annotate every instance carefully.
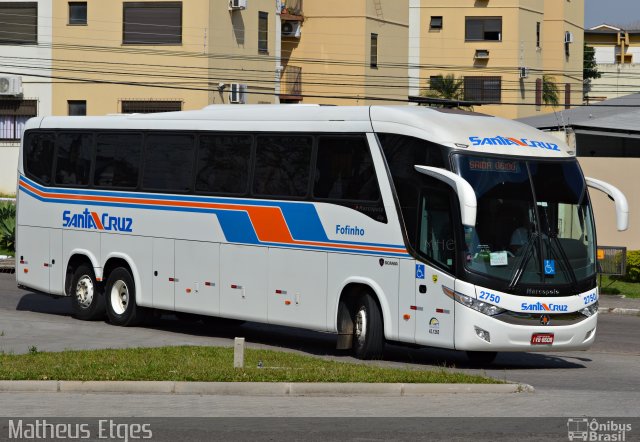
[279,0,409,105]
[0,0,52,194]
[409,0,583,119]
[586,24,640,101]
[51,0,280,116]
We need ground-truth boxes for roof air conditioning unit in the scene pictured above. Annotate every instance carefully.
[564,31,574,44]
[229,83,247,104]
[281,21,302,38]
[0,75,22,96]
[474,49,490,59]
[519,67,529,79]
[229,0,247,11]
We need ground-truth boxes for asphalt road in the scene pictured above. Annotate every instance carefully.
[1,273,639,426]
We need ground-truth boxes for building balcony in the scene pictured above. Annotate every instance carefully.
[281,0,303,21]
[280,65,302,102]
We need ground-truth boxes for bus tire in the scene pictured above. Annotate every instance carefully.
[70,264,105,321]
[105,267,144,326]
[466,351,498,366]
[352,293,384,360]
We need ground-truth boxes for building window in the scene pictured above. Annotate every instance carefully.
[121,100,182,113]
[536,22,541,48]
[0,99,36,140]
[0,2,37,45]
[465,17,502,41]
[464,76,501,102]
[370,33,378,68]
[68,100,86,116]
[258,11,268,53]
[430,16,443,30]
[123,2,182,45]
[68,2,87,25]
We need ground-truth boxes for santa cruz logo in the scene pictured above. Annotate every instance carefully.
[63,209,133,232]
[521,302,569,312]
[469,136,560,152]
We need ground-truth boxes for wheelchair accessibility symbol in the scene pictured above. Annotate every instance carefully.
[544,260,556,275]
[416,264,425,280]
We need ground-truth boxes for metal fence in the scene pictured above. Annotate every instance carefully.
[597,246,627,276]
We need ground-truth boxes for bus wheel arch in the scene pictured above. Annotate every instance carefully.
[336,282,386,360]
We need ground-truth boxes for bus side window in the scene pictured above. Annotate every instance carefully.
[143,133,195,192]
[196,134,252,195]
[54,132,93,186]
[253,135,313,198]
[94,133,142,189]
[24,131,55,185]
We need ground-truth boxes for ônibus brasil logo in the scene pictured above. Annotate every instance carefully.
[63,209,133,232]
[469,136,561,152]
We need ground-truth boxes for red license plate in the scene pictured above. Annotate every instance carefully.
[531,333,554,345]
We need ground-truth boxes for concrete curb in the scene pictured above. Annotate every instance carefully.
[0,381,534,396]
[599,307,640,316]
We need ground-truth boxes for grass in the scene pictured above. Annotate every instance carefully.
[599,275,640,299]
[0,346,499,384]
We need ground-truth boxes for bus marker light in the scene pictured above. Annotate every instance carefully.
[403,314,411,320]
[23,269,28,273]
[43,263,49,267]
[231,284,242,289]
[410,306,423,311]
[186,288,192,294]
[205,282,214,287]
[276,290,287,294]
[285,300,291,305]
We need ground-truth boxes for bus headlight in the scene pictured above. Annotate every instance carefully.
[454,291,505,316]
[580,302,598,317]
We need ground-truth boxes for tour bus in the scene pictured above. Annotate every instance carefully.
[15,105,628,364]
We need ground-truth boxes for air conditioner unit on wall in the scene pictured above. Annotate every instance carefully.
[519,67,529,79]
[564,31,574,44]
[229,0,247,11]
[474,49,490,59]
[229,83,247,104]
[0,75,22,96]
[282,21,302,38]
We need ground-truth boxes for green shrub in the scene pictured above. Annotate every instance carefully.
[626,250,640,283]
[0,202,15,253]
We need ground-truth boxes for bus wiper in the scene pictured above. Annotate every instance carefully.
[548,234,578,288]
[508,232,539,290]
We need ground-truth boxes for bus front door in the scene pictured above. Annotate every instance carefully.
[413,265,455,348]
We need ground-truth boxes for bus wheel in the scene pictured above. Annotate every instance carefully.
[466,351,498,366]
[105,267,144,326]
[70,264,105,321]
[352,293,384,360]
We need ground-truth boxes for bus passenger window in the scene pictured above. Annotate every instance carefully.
[314,136,381,202]
[196,134,251,195]
[143,134,195,192]
[94,133,142,189]
[55,132,93,186]
[24,132,55,184]
[253,136,312,198]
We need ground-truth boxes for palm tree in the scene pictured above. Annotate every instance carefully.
[420,74,471,109]
[542,75,560,107]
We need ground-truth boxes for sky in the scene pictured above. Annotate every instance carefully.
[585,0,640,29]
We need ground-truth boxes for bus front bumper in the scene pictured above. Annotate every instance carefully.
[454,306,598,352]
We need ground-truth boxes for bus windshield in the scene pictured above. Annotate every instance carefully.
[454,154,596,290]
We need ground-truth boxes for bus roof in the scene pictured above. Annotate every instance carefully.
[29,105,573,159]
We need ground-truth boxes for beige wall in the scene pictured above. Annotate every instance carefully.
[586,32,640,100]
[579,158,640,250]
[52,0,277,115]
[282,0,409,105]
[416,0,583,119]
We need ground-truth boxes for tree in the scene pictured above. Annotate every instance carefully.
[542,75,559,107]
[583,44,601,100]
[420,74,471,109]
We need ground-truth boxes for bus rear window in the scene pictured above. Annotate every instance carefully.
[24,131,55,185]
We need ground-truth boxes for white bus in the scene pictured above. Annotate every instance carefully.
[15,105,628,364]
